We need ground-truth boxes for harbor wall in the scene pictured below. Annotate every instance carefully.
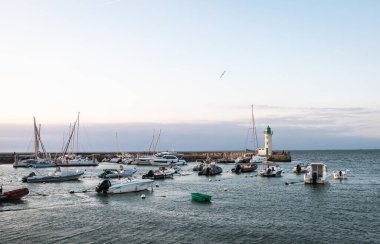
[0,151,291,164]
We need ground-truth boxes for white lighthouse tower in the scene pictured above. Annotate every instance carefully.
[264,126,273,156]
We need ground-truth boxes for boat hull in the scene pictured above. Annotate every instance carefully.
[191,193,212,202]
[25,172,84,183]
[0,188,29,201]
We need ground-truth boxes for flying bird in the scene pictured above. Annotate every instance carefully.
[220,70,226,78]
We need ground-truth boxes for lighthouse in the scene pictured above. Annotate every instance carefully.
[264,126,273,156]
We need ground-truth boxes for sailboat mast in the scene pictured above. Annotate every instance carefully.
[33,117,39,159]
[153,129,161,153]
[148,129,156,153]
[251,105,259,151]
[76,112,80,153]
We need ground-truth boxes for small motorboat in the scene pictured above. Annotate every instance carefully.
[292,163,309,174]
[259,163,283,177]
[0,186,29,202]
[142,167,175,179]
[304,163,328,184]
[332,169,348,179]
[198,163,223,176]
[98,166,137,179]
[250,155,267,163]
[22,167,85,183]
[231,163,258,174]
[96,179,154,194]
[191,193,212,203]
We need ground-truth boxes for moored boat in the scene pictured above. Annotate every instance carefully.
[22,168,85,183]
[304,163,328,184]
[142,167,175,179]
[98,166,137,179]
[191,193,212,202]
[259,163,283,177]
[292,163,309,174]
[231,163,258,174]
[0,186,29,201]
[198,163,223,176]
[96,179,154,194]
[332,169,348,179]
[250,155,267,163]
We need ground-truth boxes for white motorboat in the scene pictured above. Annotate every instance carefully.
[259,163,283,177]
[96,178,154,194]
[142,167,176,179]
[332,169,348,179]
[98,166,137,179]
[150,154,179,166]
[292,163,309,174]
[22,168,85,183]
[304,163,328,184]
[250,155,267,163]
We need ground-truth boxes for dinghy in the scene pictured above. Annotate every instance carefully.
[332,169,348,179]
[259,163,283,177]
[0,186,29,201]
[22,167,84,183]
[231,163,258,174]
[98,167,137,179]
[191,193,212,203]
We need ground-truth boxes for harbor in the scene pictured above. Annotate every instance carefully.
[0,150,379,243]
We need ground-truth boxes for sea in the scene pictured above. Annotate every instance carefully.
[0,150,379,244]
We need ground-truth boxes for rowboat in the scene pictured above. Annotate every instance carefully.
[191,193,212,202]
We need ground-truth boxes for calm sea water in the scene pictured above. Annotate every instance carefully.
[0,150,379,244]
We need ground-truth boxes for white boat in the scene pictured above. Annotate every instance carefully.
[332,169,348,179]
[304,163,328,184]
[142,167,176,179]
[250,155,267,163]
[134,152,184,166]
[150,154,179,166]
[259,163,283,177]
[98,166,137,179]
[22,168,85,183]
[292,163,309,173]
[96,179,154,194]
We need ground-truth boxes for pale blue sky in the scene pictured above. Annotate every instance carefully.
[0,0,379,151]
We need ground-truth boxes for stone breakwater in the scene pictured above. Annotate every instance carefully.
[0,151,291,164]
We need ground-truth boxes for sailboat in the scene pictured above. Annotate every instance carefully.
[13,117,56,168]
[56,113,98,167]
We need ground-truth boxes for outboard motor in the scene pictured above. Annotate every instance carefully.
[296,164,301,173]
[22,172,36,183]
[235,164,242,174]
[96,179,111,194]
[312,172,318,184]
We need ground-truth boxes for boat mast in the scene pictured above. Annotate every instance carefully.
[153,129,161,153]
[251,105,258,151]
[76,112,80,153]
[148,129,156,153]
[33,117,39,159]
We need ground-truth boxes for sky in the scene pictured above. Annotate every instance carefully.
[0,0,379,152]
